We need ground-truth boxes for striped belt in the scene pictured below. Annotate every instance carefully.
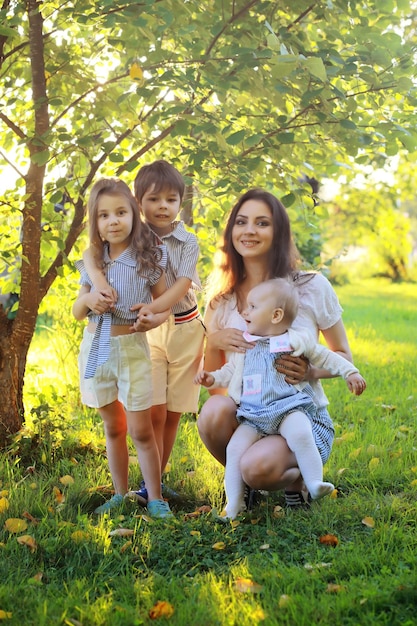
[174,305,200,325]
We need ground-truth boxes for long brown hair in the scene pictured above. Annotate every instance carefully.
[208,188,299,302]
[87,178,162,277]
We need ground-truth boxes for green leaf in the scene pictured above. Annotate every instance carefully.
[302,57,327,82]
[226,130,246,146]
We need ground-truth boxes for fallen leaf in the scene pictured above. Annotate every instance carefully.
[304,562,332,571]
[164,462,172,473]
[326,583,345,593]
[53,486,65,504]
[0,498,9,514]
[337,468,349,476]
[17,535,37,552]
[71,530,90,542]
[190,530,200,537]
[231,520,240,528]
[319,534,339,547]
[149,600,174,619]
[349,447,362,459]
[273,505,285,518]
[29,572,43,583]
[362,516,375,528]
[212,541,226,550]
[4,518,28,534]
[120,541,132,553]
[0,490,8,497]
[109,528,134,537]
[278,594,291,608]
[22,511,39,524]
[0,610,12,619]
[184,505,211,519]
[59,475,75,486]
[259,543,270,550]
[368,457,380,471]
[250,517,261,525]
[233,577,263,593]
[330,489,338,499]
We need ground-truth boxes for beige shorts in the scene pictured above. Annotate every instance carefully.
[147,315,205,413]
[78,328,152,411]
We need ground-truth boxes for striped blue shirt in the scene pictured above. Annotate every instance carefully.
[76,243,167,378]
[150,221,201,314]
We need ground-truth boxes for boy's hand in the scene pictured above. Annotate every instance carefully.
[131,309,157,332]
[194,370,215,387]
[131,303,153,317]
[87,292,114,315]
[346,372,366,396]
[99,286,118,308]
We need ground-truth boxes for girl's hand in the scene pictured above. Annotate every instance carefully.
[275,354,310,385]
[346,373,366,396]
[207,328,254,353]
[194,370,215,387]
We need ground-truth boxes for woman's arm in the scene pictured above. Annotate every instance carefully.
[277,319,352,384]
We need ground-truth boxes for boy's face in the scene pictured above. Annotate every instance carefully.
[242,284,279,336]
[138,184,181,236]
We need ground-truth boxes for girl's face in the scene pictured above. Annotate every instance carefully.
[231,199,274,260]
[97,193,134,254]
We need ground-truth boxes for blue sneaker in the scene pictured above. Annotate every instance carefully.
[94,493,124,515]
[147,499,174,519]
[133,480,148,501]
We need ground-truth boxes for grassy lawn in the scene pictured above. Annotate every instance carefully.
[1,278,416,625]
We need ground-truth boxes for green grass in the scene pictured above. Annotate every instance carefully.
[1,278,417,625]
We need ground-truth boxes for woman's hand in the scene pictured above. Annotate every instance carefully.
[207,328,254,353]
[275,354,311,385]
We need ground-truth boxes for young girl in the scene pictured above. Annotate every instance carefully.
[195,278,366,519]
[72,178,173,518]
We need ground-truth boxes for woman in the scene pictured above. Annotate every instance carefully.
[197,188,353,506]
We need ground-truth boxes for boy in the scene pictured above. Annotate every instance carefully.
[84,161,205,500]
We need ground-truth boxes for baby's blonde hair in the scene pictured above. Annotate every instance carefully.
[257,278,299,325]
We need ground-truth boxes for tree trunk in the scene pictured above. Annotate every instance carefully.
[0,313,34,446]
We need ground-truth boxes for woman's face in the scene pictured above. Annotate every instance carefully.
[231,199,274,260]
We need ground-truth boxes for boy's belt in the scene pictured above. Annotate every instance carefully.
[174,305,200,325]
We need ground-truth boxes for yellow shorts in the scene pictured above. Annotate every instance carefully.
[147,316,205,413]
[78,328,152,411]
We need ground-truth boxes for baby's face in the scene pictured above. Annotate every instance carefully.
[242,285,277,336]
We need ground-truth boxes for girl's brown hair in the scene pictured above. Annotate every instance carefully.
[87,178,163,277]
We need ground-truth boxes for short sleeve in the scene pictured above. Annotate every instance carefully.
[147,244,167,286]
[74,260,92,287]
[293,273,343,337]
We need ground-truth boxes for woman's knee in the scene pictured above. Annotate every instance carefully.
[197,396,236,436]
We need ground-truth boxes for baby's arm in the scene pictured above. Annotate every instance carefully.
[194,370,215,387]
[83,247,117,305]
[346,372,366,395]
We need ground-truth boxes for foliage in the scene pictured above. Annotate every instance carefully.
[320,173,414,282]
[1,0,417,438]
[1,279,417,625]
